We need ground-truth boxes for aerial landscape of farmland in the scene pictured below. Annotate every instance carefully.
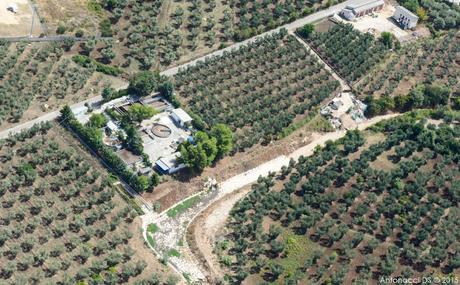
[0,0,459,284]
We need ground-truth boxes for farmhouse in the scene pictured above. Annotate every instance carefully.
[171,108,193,127]
[339,0,384,20]
[7,3,18,13]
[393,6,419,29]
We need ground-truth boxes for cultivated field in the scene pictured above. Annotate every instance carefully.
[173,29,340,151]
[301,23,390,83]
[356,30,460,99]
[0,40,125,131]
[0,122,178,284]
[104,0,346,70]
[219,113,460,284]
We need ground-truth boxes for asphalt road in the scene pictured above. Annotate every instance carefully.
[0,95,103,139]
[161,0,370,77]
[0,0,369,139]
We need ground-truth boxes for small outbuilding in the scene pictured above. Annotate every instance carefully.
[393,6,419,29]
[155,153,186,174]
[171,108,193,127]
[7,3,18,13]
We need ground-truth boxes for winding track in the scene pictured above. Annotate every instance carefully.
[143,114,399,283]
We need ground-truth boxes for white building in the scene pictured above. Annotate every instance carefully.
[155,153,187,174]
[171,108,193,127]
[340,0,385,20]
[393,6,419,29]
[7,3,18,13]
[447,0,459,4]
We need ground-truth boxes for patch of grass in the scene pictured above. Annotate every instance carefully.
[308,115,334,132]
[87,0,104,16]
[167,248,181,257]
[183,273,191,284]
[147,223,159,234]
[147,234,155,248]
[279,110,319,138]
[275,230,323,279]
[72,55,123,76]
[166,195,201,218]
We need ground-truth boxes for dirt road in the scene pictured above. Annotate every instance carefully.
[143,114,399,283]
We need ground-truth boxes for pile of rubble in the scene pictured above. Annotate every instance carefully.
[320,92,367,129]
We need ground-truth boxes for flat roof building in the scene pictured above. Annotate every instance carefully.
[340,0,385,20]
[156,153,187,174]
[393,6,419,29]
[171,108,193,127]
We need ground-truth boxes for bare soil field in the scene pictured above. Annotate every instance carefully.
[35,0,102,35]
[187,186,253,282]
[0,0,43,37]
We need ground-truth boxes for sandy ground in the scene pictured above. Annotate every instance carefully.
[0,0,43,37]
[187,186,252,282]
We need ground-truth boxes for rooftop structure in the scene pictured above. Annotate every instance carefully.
[141,112,192,167]
[393,6,419,29]
[156,153,186,174]
[340,0,384,20]
[171,108,193,127]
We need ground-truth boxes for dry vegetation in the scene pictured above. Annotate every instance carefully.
[34,0,103,35]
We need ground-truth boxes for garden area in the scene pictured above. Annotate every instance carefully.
[219,112,460,284]
[0,122,178,284]
[173,29,340,151]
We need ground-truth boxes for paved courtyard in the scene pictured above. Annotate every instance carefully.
[141,112,191,163]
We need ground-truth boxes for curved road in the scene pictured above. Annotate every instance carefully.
[142,114,400,283]
[0,0,368,139]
